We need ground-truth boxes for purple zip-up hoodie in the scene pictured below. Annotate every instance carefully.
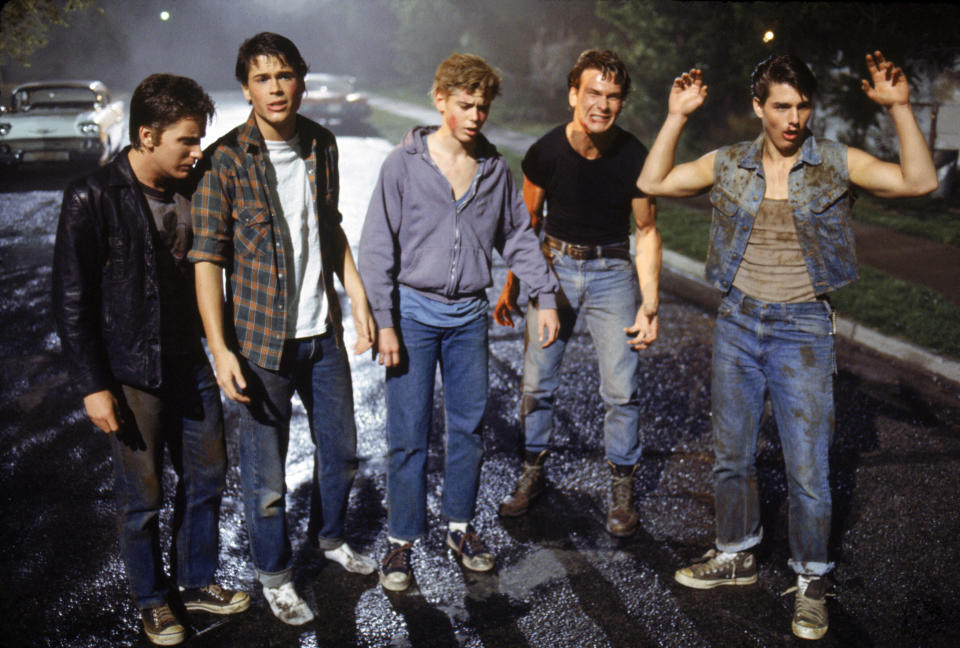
[359,125,558,329]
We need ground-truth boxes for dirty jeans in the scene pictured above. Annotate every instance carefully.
[711,287,835,576]
[521,251,641,465]
[237,333,358,587]
[385,314,488,541]
[111,352,225,610]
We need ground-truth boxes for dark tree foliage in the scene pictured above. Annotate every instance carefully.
[596,1,960,149]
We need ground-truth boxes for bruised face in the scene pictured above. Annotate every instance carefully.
[569,68,624,135]
[434,88,492,144]
[140,117,204,185]
[753,82,812,152]
[242,54,304,141]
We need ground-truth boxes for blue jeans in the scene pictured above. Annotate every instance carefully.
[522,251,641,465]
[385,315,488,541]
[111,353,226,610]
[237,334,358,587]
[711,287,836,576]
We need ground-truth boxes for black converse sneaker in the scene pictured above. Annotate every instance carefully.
[674,548,758,589]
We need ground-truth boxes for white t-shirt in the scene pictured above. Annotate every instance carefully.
[264,135,328,338]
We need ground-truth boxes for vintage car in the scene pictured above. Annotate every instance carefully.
[0,80,124,167]
[299,73,371,124]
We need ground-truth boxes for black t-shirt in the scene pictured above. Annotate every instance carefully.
[521,124,647,246]
[139,182,199,355]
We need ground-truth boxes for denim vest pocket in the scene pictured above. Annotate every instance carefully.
[707,186,748,288]
[235,206,272,258]
[807,186,852,246]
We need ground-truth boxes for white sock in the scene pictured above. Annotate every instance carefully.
[448,521,468,534]
[387,535,408,546]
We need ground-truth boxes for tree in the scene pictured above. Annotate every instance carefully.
[0,0,95,68]
[596,1,960,151]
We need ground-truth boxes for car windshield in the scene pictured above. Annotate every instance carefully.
[16,87,99,111]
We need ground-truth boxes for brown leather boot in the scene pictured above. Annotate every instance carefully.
[498,450,547,517]
[606,461,638,537]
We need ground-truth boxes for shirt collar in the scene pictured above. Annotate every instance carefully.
[236,111,310,155]
[738,130,823,173]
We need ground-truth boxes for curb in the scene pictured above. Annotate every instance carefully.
[661,249,960,389]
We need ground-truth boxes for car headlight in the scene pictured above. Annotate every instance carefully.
[0,123,11,137]
[78,121,100,135]
[345,93,366,103]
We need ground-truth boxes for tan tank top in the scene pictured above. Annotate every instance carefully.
[732,199,816,303]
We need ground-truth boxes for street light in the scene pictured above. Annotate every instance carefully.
[160,10,170,21]
[763,30,775,43]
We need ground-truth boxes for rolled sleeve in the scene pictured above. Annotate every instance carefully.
[189,162,232,267]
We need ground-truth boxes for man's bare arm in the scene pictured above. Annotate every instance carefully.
[195,261,249,403]
[638,69,716,198]
[625,196,661,349]
[332,225,376,355]
[494,175,547,327]
[848,51,938,198]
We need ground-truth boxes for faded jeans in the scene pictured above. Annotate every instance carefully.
[385,314,488,541]
[521,251,642,465]
[237,333,358,587]
[711,287,836,576]
[111,352,225,610]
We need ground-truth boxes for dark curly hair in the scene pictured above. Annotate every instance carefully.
[129,74,215,149]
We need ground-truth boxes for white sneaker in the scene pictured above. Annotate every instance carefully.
[262,582,314,626]
[324,543,377,575]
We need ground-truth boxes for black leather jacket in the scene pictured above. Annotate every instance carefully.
[52,148,201,396]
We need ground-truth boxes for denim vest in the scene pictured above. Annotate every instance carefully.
[706,134,858,296]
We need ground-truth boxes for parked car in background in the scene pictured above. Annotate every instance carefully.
[0,80,124,167]
[299,73,371,124]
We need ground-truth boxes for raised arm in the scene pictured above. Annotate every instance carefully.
[493,174,545,328]
[638,69,716,198]
[847,51,938,198]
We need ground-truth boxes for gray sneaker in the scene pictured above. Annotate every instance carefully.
[784,575,831,640]
[674,548,758,589]
[180,584,250,615]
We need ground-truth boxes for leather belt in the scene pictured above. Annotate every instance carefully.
[543,234,631,261]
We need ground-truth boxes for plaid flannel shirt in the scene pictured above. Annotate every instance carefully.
[189,111,343,370]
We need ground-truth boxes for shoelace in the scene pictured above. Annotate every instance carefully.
[782,583,833,625]
[382,543,411,569]
[149,606,178,627]
[690,549,737,574]
[515,463,543,493]
[456,530,488,557]
[611,474,633,508]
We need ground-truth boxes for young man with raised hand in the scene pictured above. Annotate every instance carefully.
[494,50,660,538]
[190,32,377,625]
[53,74,249,646]
[359,53,560,592]
[638,51,937,640]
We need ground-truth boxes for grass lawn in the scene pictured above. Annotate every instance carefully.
[852,193,960,246]
[656,200,960,360]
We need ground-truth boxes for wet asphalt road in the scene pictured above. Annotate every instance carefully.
[2,117,960,647]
